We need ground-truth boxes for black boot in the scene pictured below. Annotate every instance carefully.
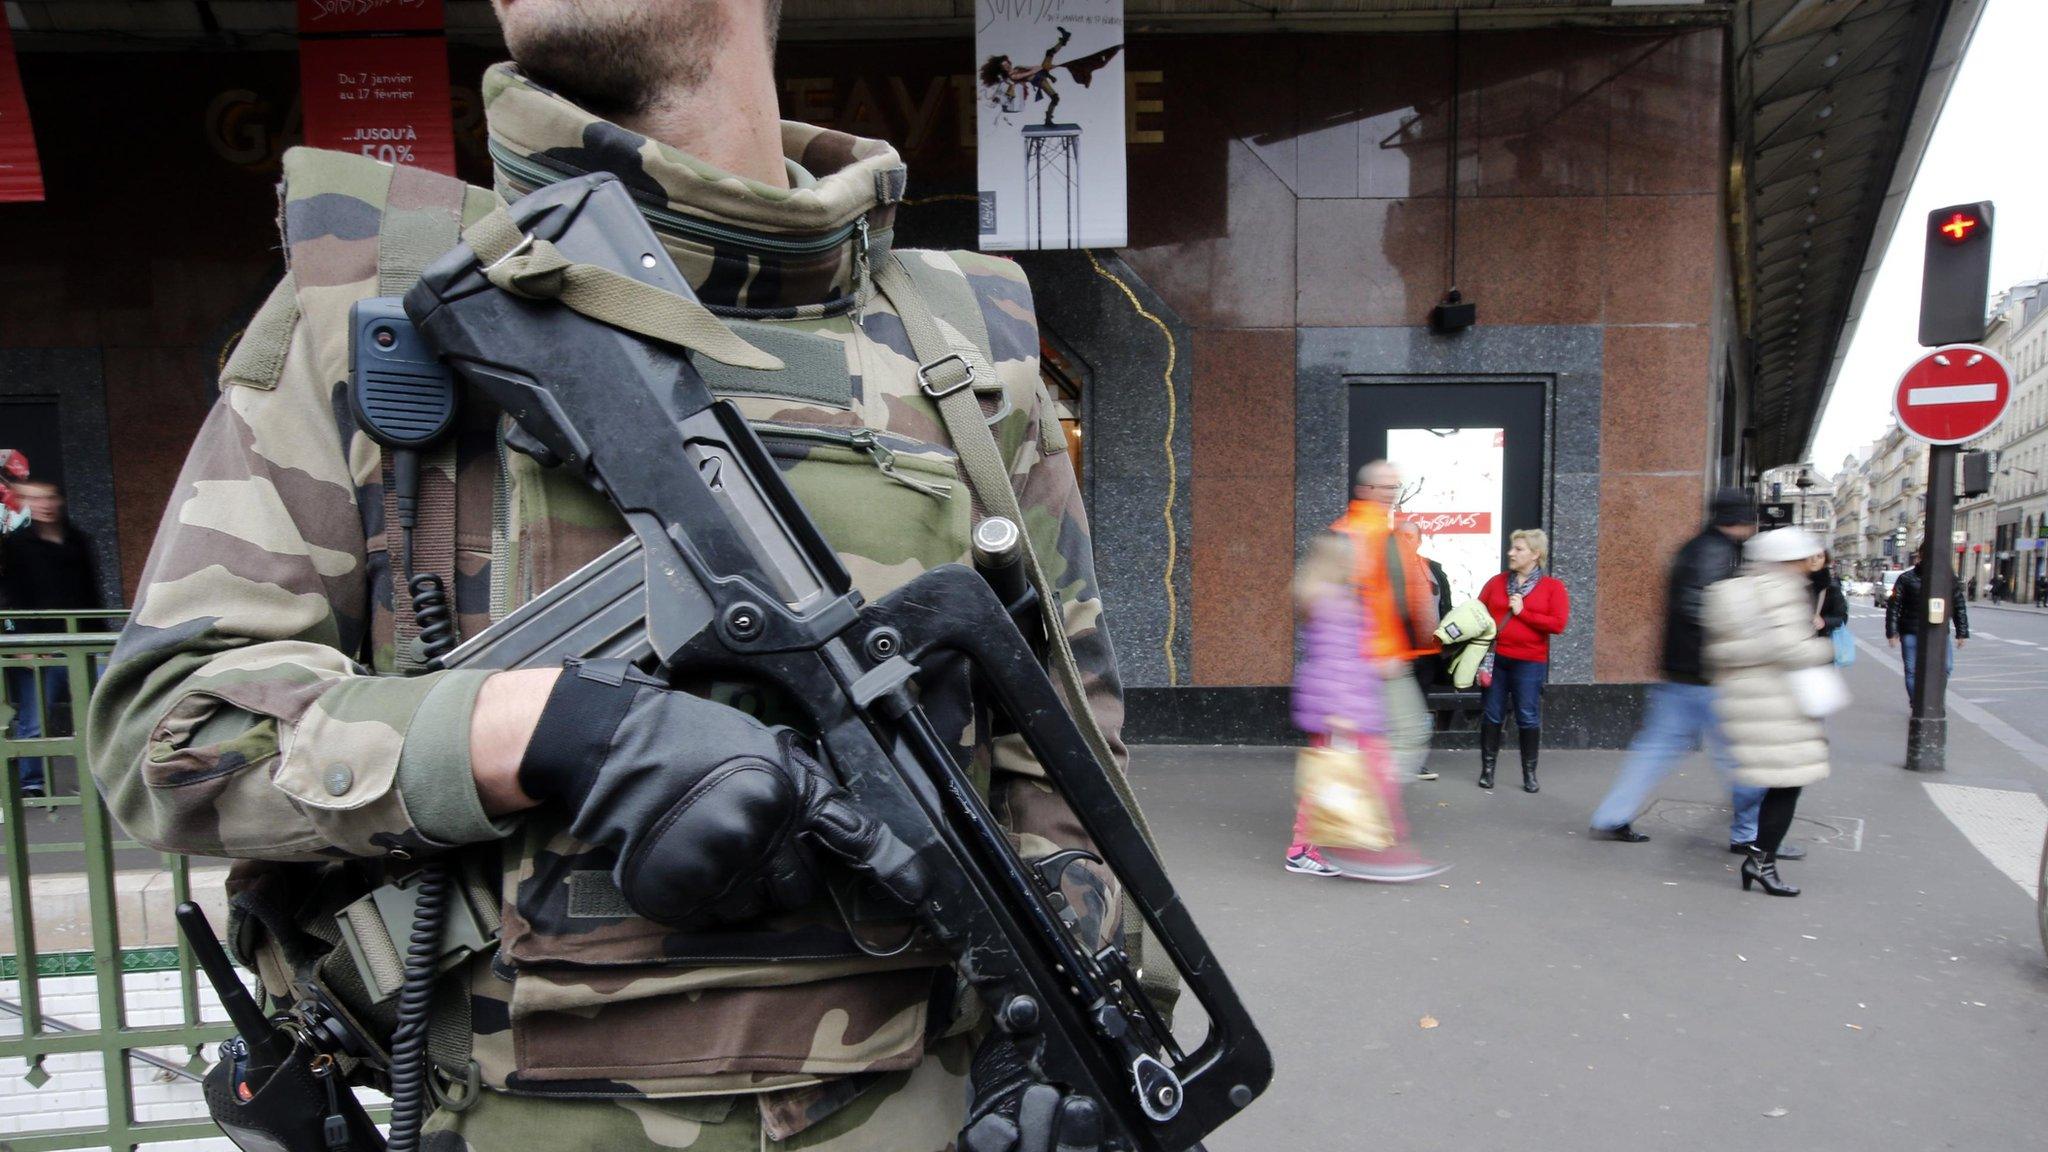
[1740,846,1800,897]
[1478,721,1501,789]
[1518,726,1540,793]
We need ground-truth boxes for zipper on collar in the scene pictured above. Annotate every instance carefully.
[853,216,872,306]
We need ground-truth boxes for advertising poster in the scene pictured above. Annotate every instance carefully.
[0,21,43,202]
[975,0,1126,250]
[297,0,456,175]
[1386,427,1507,604]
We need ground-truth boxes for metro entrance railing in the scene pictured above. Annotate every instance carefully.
[2,609,235,1152]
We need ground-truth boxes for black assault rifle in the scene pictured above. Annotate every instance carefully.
[401,173,1270,1152]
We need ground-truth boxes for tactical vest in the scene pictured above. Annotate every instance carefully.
[216,147,1145,1110]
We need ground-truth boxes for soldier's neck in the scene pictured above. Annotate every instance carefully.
[615,23,787,191]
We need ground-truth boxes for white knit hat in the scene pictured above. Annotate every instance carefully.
[1745,526,1823,563]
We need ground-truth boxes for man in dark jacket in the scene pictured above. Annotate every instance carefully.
[1589,488,1798,856]
[1,476,102,798]
[1885,547,1969,705]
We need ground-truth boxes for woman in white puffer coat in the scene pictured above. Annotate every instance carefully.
[1703,527,1838,897]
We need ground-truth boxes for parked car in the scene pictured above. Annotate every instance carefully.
[1877,569,1906,607]
[1844,579,1874,598]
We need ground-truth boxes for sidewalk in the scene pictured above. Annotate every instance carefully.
[1968,598,2048,616]
[1134,644,2048,1152]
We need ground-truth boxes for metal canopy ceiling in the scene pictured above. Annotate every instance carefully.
[1734,0,1985,469]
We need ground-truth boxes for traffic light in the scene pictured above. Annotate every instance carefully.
[1919,201,1994,346]
[1962,450,1992,498]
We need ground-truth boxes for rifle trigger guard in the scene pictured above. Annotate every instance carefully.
[1029,848,1104,898]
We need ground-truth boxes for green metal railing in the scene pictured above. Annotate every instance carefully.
[2,609,236,1151]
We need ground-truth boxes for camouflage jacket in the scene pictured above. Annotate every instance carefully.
[87,65,1127,1128]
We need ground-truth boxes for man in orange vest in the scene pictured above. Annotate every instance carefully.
[1333,461,1443,780]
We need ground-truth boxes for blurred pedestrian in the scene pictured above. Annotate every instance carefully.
[1811,550,1849,635]
[1589,488,1783,852]
[1885,546,1967,705]
[1336,462,1442,781]
[1286,534,1446,882]
[2,475,102,799]
[1475,529,1570,792]
[1395,519,1454,696]
[1703,528,1840,897]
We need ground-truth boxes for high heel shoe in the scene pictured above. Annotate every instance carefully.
[1740,847,1800,897]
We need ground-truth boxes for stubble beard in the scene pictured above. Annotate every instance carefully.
[499,0,739,120]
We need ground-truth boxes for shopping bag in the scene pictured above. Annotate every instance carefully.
[1831,625,1855,668]
[1787,664,1850,719]
[1294,741,1395,851]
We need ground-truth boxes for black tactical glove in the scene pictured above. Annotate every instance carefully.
[961,1034,1106,1152]
[517,659,928,929]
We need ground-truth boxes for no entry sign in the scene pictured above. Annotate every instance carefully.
[1893,344,2010,445]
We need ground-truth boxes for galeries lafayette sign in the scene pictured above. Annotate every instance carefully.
[1401,512,1493,535]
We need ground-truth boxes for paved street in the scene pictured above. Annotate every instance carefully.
[1132,643,2048,1152]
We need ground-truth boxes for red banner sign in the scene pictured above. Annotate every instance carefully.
[1401,512,1494,535]
[299,34,456,175]
[297,0,446,35]
[0,21,44,202]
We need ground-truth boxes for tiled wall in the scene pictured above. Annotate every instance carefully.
[1117,29,1727,686]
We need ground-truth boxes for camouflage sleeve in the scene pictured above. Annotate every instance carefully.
[85,310,511,861]
[957,252,1130,950]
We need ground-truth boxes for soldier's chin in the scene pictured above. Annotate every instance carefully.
[500,0,726,119]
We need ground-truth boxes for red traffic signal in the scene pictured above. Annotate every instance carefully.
[1919,201,1994,346]
[1937,211,1983,244]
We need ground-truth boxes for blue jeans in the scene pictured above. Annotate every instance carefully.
[1591,681,1762,842]
[4,665,67,793]
[1899,632,1954,705]
[1482,655,1546,729]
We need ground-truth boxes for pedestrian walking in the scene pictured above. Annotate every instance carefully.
[1811,550,1849,634]
[1589,488,1787,853]
[1474,529,1569,793]
[1703,528,1841,897]
[2,475,101,799]
[1334,461,1442,781]
[1885,546,1968,705]
[1286,534,1445,882]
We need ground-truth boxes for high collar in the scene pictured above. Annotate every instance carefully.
[1335,500,1395,533]
[481,64,906,317]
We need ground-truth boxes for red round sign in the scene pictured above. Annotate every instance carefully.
[1892,344,2011,445]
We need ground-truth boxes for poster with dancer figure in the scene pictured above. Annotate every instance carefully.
[975,1,1126,250]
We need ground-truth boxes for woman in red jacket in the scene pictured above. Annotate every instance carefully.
[1476,529,1570,793]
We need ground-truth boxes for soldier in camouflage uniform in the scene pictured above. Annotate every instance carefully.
[86,2,1134,1149]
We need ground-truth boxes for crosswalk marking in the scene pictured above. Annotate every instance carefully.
[1923,783,2048,900]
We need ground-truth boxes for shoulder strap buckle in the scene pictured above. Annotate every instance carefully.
[917,352,975,399]
[482,231,535,274]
